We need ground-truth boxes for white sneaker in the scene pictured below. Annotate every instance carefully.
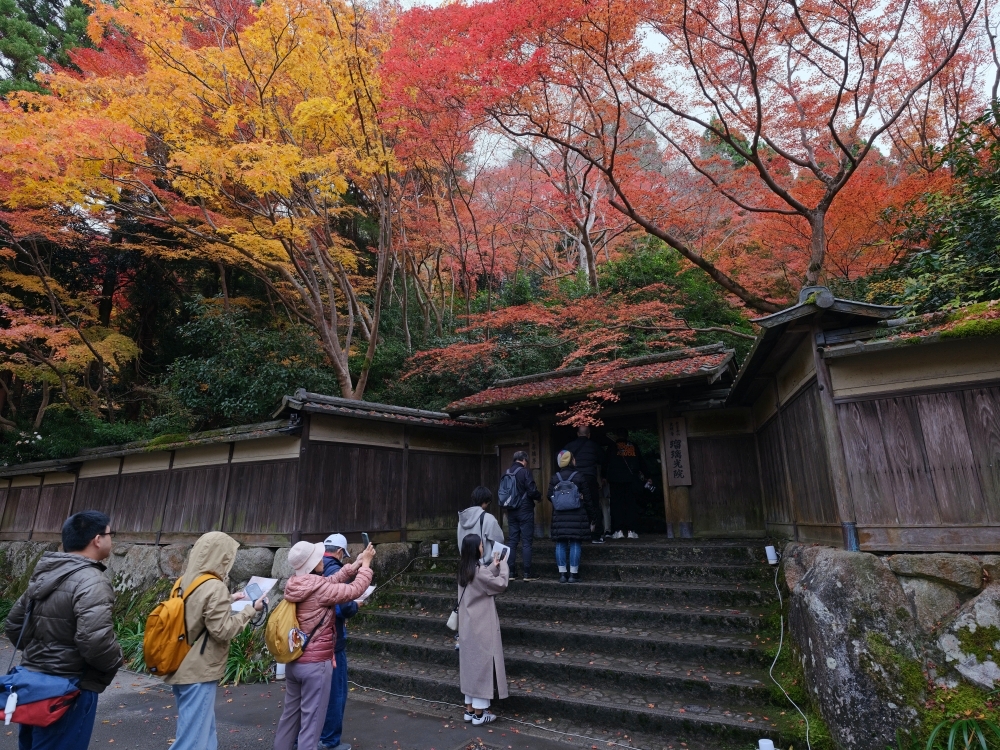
[627,531,639,539]
[472,711,497,725]
[463,711,476,722]
[612,531,624,539]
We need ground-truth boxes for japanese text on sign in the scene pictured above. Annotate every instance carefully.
[663,417,691,486]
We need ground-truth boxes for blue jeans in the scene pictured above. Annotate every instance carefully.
[18,688,97,750]
[555,541,582,573]
[171,681,218,750]
[507,505,534,577]
[320,650,349,747]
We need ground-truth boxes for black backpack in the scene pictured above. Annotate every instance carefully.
[551,471,582,511]
[498,468,523,510]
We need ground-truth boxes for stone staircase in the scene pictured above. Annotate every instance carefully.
[348,537,783,749]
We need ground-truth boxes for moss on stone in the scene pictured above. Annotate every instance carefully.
[940,318,1000,339]
[864,632,924,705]
[956,624,1000,662]
[145,433,190,447]
[920,683,1000,737]
[759,599,835,749]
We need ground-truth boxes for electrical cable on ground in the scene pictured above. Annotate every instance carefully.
[347,680,650,750]
[768,560,812,750]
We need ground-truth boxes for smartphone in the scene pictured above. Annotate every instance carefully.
[244,583,262,603]
[498,547,509,562]
[361,532,370,547]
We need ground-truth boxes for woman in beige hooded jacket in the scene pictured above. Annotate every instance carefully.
[165,531,266,750]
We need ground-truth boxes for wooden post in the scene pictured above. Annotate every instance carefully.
[773,377,800,542]
[656,409,674,536]
[810,324,859,550]
[535,421,551,537]
[400,427,409,543]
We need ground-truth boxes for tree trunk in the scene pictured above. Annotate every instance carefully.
[98,266,116,327]
[217,262,230,312]
[33,380,50,430]
[805,211,827,287]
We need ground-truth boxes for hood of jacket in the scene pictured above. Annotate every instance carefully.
[282,572,327,603]
[26,552,104,600]
[181,531,240,588]
[458,507,487,532]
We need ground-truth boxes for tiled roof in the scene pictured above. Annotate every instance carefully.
[817,300,1000,358]
[446,347,734,415]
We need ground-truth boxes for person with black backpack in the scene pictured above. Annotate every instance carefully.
[547,451,600,583]
[496,451,541,582]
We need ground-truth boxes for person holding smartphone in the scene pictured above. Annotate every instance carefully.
[319,533,363,750]
[274,541,375,750]
[457,534,509,725]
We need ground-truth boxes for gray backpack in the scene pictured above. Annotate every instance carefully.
[551,471,581,511]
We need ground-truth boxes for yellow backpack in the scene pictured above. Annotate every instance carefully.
[143,574,219,676]
[264,598,328,664]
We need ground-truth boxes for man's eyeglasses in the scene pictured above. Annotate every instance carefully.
[97,530,117,538]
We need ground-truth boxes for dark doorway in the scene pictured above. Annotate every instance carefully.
[548,417,666,534]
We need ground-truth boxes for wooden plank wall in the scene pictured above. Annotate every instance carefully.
[838,385,1000,550]
[688,435,764,534]
[298,443,404,535]
[753,381,840,543]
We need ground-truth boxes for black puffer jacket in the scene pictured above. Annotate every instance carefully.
[547,470,599,541]
[5,552,123,693]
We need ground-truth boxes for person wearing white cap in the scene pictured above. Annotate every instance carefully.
[273,540,375,750]
[319,534,360,750]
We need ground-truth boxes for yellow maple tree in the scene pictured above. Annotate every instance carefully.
[0,0,395,399]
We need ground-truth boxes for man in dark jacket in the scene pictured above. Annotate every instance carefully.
[607,431,652,539]
[504,451,541,581]
[5,510,123,750]
[319,533,361,750]
[561,425,608,543]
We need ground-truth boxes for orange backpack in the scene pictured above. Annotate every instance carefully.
[143,574,219,677]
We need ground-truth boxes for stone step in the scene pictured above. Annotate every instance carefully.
[345,653,780,745]
[394,574,772,607]
[353,610,770,666]
[419,539,766,566]
[411,559,770,585]
[347,631,771,704]
[380,589,768,633]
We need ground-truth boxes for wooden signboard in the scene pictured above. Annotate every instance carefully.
[664,417,692,486]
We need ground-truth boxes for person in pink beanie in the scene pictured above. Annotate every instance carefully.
[273,540,375,750]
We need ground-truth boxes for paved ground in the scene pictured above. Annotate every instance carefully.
[0,640,634,750]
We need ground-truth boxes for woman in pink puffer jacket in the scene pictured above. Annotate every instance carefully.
[273,541,375,750]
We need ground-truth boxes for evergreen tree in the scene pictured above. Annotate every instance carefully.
[0,0,89,96]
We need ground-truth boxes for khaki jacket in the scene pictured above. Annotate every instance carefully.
[165,532,255,685]
[458,560,509,700]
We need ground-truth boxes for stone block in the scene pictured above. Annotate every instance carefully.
[780,542,822,593]
[0,541,59,578]
[271,547,294,583]
[901,577,959,633]
[106,544,163,593]
[888,553,983,593]
[979,555,1000,586]
[159,544,192,579]
[370,542,416,582]
[790,546,921,750]
[937,583,1000,690]
[230,547,275,584]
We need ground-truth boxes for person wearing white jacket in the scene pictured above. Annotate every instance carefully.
[457,486,505,563]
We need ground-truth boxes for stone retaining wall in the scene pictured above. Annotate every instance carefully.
[0,539,419,597]
[783,543,1000,750]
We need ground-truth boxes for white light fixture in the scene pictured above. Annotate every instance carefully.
[765,545,779,565]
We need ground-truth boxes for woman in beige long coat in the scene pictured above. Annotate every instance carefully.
[457,533,509,725]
